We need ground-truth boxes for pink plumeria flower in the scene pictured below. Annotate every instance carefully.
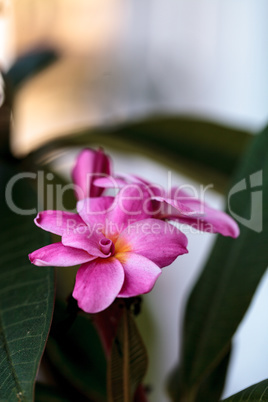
[29,187,188,313]
[95,174,239,238]
[72,148,112,200]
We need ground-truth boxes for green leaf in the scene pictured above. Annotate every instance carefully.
[6,49,58,91]
[107,308,148,402]
[0,162,55,401]
[112,116,251,176]
[46,300,107,402]
[194,345,231,402]
[168,344,231,402]
[0,101,11,157]
[35,383,71,402]
[168,127,268,401]
[27,116,251,192]
[222,379,268,401]
[0,73,12,157]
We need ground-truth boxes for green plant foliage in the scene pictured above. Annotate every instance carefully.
[107,308,148,402]
[27,116,251,192]
[0,162,54,401]
[194,346,231,402]
[222,379,268,401]
[46,300,107,402]
[168,127,268,401]
[112,116,251,175]
[0,84,11,156]
[6,49,58,91]
[35,383,72,402]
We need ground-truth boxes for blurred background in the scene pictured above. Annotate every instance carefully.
[1,0,268,401]
[1,0,268,155]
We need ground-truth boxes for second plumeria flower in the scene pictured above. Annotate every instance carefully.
[72,148,112,200]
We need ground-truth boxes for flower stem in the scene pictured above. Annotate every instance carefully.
[123,307,131,402]
[92,298,148,402]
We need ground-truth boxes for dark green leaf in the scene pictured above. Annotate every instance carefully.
[46,300,107,402]
[0,101,11,157]
[112,116,251,176]
[194,345,231,402]
[0,74,12,157]
[27,116,251,192]
[6,48,58,91]
[168,127,268,401]
[107,308,148,402]
[169,344,231,402]
[35,383,71,402]
[0,162,55,401]
[222,379,268,401]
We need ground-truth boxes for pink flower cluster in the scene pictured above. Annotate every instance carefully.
[29,149,239,313]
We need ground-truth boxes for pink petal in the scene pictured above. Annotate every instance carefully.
[106,185,153,236]
[153,196,198,218]
[117,253,161,297]
[72,258,124,313]
[72,148,112,200]
[115,173,151,186]
[173,207,240,238]
[116,218,188,268]
[94,174,161,196]
[118,174,166,198]
[77,196,114,228]
[124,174,150,185]
[62,227,110,258]
[34,211,86,236]
[93,176,127,189]
[29,242,94,266]
[158,189,239,238]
